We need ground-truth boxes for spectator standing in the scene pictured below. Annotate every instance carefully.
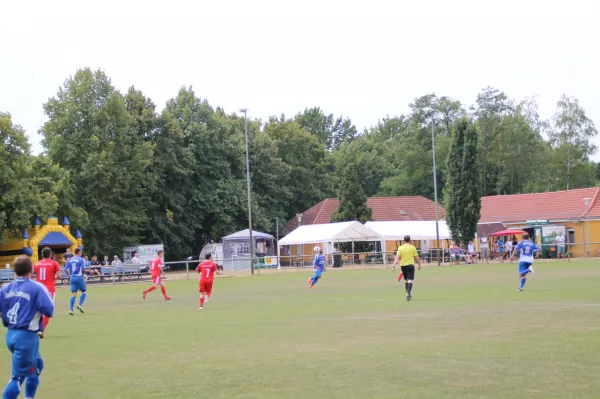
[555,232,566,261]
[480,235,489,263]
[505,238,513,263]
[496,238,505,263]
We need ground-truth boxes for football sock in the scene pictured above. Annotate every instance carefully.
[405,282,408,293]
[161,286,168,298]
[519,277,526,290]
[24,374,39,398]
[144,286,156,295]
[200,297,205,307]
[79,293,87,307]
[3,376,24,399]
[407,282,413,295]
[69,297,75,312]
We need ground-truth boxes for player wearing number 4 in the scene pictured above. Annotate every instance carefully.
[64,248,88,315]
[511,232,540,291]
[33,247,61,338]
[0,255,54,399]
[197,254,220,310]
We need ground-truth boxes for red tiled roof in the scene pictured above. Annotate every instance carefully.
[479,187,600,223]
[282,196,445,233]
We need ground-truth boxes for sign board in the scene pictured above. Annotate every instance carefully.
[541,225,566,257]
[526,220,549,225]
[123,244,164,264]
[253,256,279,269]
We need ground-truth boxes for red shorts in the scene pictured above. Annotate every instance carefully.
[199,280,214,295]
[152,275,163,285]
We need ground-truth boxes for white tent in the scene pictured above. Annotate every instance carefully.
[278,221,381,246]
[365,221,452,240]
[365,221,452,263]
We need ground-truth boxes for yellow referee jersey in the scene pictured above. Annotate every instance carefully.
[396,243,418,266]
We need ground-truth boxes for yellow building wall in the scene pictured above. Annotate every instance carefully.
[503,220,600,258]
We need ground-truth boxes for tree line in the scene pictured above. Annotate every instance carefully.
[0,69,597,258]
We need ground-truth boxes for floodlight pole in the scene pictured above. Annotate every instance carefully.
[241,108,254,275]
[432,123,441,265]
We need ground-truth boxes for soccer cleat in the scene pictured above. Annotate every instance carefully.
[406,294,412,302]
[518,288,523,292]
[69,311,74,316]
[77,306,84,313]
[309,285,315,289]
[199,307,203,310]
[308,278,312,286]
[165,297,172,301]
[37,331,44,339]
[143,291,147,300]
[529,266,535,274]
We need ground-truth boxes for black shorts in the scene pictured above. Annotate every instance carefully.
[400,265,415,281]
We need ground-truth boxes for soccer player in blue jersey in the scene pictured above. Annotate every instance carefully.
[308,247,325,288]
[0,255,54,399]
[64,248,87,315]
[511,233,540,291]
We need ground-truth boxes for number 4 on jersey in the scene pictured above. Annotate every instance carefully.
[7,303,20,324]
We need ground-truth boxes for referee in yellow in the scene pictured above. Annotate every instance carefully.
[392,235,422,301]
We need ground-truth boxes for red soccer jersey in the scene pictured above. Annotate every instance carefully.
[197,261,217,281]
[150,257,163,278]
[34,259,61,291]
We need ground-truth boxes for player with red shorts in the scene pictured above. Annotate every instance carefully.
[143,250,171,301]
[197,253,219,310]
[34,247,62,338]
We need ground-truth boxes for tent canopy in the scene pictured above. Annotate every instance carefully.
[490,229,525,237]
[365,221,452,240]
[222,229,274,240]
[278,221,380,246]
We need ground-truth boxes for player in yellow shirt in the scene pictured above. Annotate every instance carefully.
[392,235,422,301]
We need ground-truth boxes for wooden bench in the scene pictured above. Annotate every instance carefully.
[60,265,150,285]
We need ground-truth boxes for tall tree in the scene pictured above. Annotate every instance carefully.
[331,165,372,223]
[548,94,598,190]
[445,117,480,244]
[264,117,334,217]
[473,87,510,196]
[41,68,154,256]
[0,113,62,238]
[295,107,358,151]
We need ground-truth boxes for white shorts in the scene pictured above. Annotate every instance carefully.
[152,276,163,285]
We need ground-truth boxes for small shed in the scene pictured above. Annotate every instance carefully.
[221,229,275,271]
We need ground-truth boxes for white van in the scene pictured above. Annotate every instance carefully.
[199,243,224,269]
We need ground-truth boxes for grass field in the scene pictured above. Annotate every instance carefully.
[2,261,600,399]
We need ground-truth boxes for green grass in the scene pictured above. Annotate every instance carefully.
[2,261,600,398]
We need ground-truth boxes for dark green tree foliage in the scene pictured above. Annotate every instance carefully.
[444,118,467,244]
[331,165,372,223]
[41,69,154,256]
[0,113,67,239]
[264,117,334,217]
[295,107,358,151]
[461,120,481,243]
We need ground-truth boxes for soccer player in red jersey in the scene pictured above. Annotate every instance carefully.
[197,253,220,310]
[34,247,62,338]
[143,250,171,301]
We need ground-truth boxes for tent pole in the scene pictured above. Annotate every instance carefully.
[351,240,355,265]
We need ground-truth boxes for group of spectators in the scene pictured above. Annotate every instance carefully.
[449,240,478,264]
[58,249,141,276]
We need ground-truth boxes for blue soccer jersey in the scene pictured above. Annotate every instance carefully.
[313,254,325,272]
[514,240,540,264]
[0,278,54,332]
[65,256,86,277]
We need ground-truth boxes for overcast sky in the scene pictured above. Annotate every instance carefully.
[2,0,599,158]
